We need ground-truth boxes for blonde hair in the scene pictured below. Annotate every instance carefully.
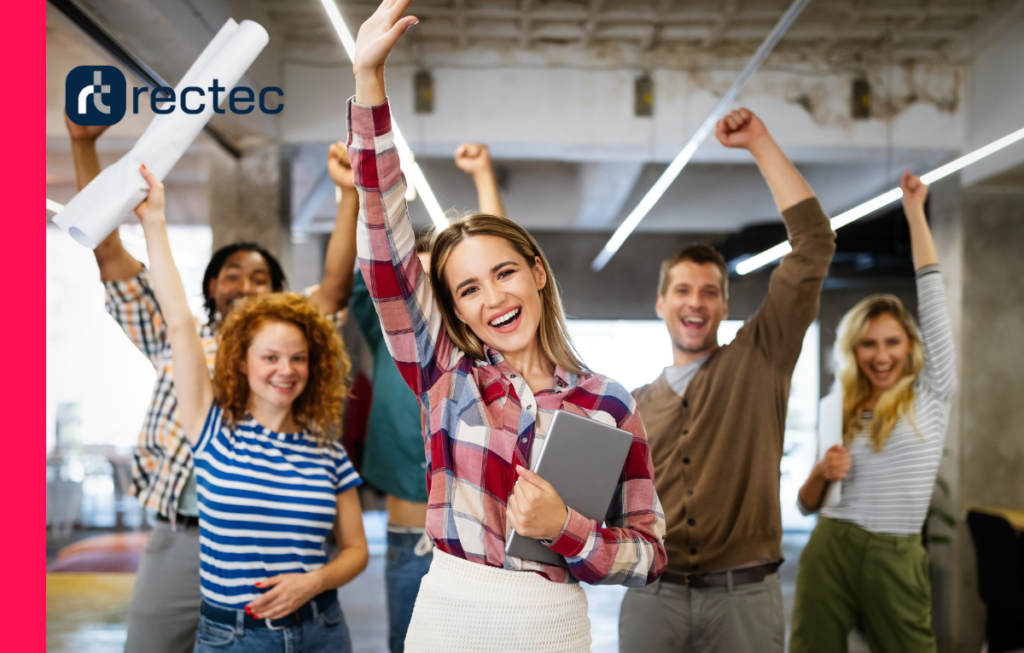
[214,293,350,445]
[835,294,925,452]
[428,213,590,376]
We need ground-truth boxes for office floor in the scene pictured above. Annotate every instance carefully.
[46,526,869,653]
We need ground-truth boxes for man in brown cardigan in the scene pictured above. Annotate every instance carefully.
[618,108,836,653]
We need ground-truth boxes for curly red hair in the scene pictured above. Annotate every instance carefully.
[213,293,349,444]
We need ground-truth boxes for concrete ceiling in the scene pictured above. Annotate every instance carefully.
[268,0,1013,63]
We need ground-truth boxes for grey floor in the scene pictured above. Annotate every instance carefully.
[47,517,871,653]
[337,528,870,653]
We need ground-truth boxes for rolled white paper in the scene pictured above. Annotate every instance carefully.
[818,385,843,507]
[54,19,269,248]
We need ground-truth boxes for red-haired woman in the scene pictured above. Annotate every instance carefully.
[131,165,369,652]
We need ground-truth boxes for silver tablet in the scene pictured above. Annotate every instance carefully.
[504,409,634,569]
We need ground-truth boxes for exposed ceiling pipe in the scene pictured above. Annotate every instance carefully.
[591,0,812,271]
[735,125,1024,275]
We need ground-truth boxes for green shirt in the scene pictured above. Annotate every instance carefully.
[351,271,429,502]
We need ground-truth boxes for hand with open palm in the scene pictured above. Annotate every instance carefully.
[353,0,418,106]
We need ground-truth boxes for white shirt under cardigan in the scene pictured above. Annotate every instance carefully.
[800,266,956,535]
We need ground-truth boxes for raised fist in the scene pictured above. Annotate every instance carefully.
[65,110,109,142]
[714,108,770,151]
[899,170,928,213]
[328,142,355,190]
[454,143,493,176]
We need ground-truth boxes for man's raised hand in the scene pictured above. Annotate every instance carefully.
[64,110,109,142]
[715,108,770,151]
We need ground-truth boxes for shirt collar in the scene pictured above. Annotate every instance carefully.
[476,347,575,403]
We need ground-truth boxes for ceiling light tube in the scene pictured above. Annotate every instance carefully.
[319,0,447,230]
[735,125,1024,276]
[47,198,65,214]
[591,0,811,271]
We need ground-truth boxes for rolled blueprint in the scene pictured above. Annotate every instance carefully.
[54,19,269,248]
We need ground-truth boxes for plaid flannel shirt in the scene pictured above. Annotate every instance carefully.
[348,98,667,585]
[105,269,339,521]
[105,268,214,520]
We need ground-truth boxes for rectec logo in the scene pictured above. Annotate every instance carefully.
[65,65,284,126]
[66,66,127,126]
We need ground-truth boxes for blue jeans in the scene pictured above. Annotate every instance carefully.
[385,531,433,653]
[193,598,352,653]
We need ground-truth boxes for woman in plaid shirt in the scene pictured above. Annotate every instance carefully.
[348,1,667,649]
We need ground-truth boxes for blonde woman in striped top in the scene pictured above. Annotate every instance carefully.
[791,171,956,653]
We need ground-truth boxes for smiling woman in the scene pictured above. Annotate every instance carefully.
[347,0,666,650]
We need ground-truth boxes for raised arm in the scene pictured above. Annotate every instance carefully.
[350,0,457,397]
[900,171,939,271]
[716,108,813,213]
[900,172,956,399]
[308,143,360,315]
[718,109,836,372]
[134,165,213,444]
[65,112,143,282]
[455,143,506,217]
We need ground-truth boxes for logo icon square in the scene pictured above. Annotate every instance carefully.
[66,66,126,126]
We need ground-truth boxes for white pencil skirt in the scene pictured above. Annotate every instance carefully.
[404,550,592,652]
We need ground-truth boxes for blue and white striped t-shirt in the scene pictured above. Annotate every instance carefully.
[191,403,362,608]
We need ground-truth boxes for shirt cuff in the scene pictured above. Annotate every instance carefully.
[544,507,592,559]
[915,264,940,279]
[346,96,393,141]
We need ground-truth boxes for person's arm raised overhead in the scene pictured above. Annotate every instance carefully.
[350,0,454,398]
[900,171,956,399]
[455,143,506,217]
[308,142,360,315]
[65,112,143,283]
[133,165,213,445]
[717,108,836,371]
[900,171,939,272]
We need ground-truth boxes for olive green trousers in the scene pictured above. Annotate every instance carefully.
[790,516,936,653]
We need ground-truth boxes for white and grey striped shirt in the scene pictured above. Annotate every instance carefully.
[805,266,956,535]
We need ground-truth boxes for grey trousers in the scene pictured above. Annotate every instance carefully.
[124,520,201,653]
[618,572,785,653]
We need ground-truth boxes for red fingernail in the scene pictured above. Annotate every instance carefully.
[141,164,146,169]
[254,582,261,587]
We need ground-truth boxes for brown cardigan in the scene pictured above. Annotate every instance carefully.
[633,197,836,573]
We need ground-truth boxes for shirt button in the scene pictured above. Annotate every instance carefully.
[690,548,697,555]
[687,518,695,526]
[526,404,533,411]
[682,429,689,435]
[682,400,689,408]
[683,457,691,464]
[521,437,528,443]
[687,490,694,496]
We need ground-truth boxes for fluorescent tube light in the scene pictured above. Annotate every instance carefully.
[47,198,65,213]
[735,125,1024,276]
[591,0,811,271]
[319,0,447,230]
